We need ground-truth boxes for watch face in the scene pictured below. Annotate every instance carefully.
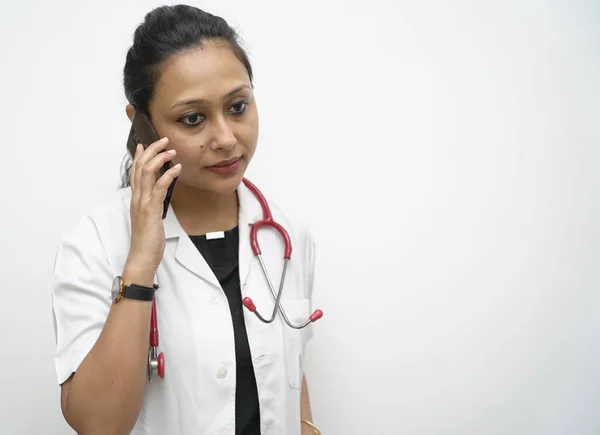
[111,276,121,301]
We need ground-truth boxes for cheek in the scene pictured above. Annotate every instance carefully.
[173,148,204,183]
[240,115,259,151]
[170,142,207,172]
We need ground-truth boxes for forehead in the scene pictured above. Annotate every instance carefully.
[152,40,250,106]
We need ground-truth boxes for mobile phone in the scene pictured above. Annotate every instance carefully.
[126,112,177,219]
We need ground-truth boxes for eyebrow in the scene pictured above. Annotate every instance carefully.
[169,84,251,110]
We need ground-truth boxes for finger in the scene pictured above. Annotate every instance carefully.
[139,149,178,201]
[152,163,182,204]
[130,144,143,192]
[147,148,177,172]
[134,138,169,196]
[134,143,143,160]
[132,143,142,174]
[137,137,169,166]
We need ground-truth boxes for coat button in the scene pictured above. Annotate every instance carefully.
[216,367,227,379]
[210,295,220,304]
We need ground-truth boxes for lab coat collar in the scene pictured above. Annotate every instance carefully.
[161,180,262,288]
[237,179,263,225]
[162,180,262,239]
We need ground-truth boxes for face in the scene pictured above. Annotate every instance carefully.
[134,39,258,194]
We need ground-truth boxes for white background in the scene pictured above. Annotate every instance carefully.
[1,0,599,434]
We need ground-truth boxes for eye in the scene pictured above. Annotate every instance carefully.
[178,113,205,126]
[228,99,248,115]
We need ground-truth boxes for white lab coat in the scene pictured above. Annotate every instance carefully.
[51,181,316,434]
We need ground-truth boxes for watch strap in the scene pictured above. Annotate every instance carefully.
[122,284,156,301]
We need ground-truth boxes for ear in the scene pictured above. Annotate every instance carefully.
[125,104,136,122]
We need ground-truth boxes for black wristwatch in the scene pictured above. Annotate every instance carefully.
[111,276,157,303]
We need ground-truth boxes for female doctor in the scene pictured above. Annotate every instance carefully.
[51,5,320,435]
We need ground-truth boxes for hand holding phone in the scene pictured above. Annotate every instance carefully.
[126,112,178,219]
[125,113,182,276]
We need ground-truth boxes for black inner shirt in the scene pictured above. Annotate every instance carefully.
[189,226,261,435]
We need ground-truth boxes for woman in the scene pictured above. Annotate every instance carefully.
[51,5,321,435]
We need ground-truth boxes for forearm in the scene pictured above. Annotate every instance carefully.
[301,375,318,435]
[63,269,154,435]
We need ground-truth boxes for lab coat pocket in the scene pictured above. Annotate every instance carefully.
[280,298,310,389]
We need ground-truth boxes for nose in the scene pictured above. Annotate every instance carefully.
[209,117,237,151]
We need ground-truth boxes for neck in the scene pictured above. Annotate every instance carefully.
[170,184,239,236]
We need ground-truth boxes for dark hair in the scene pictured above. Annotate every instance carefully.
[120,4,253,187]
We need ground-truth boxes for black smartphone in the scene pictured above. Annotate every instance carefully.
[126,112,177,219]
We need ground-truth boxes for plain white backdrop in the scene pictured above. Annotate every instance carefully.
[1,0,599,434]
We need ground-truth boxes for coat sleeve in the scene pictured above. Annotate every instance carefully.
[51,214,113,385]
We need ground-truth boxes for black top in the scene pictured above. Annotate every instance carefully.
[190,227,261,435]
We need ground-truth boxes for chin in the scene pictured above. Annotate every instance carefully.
[192,173,246,195]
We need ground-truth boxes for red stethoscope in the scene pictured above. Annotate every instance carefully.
[147,178,323,381]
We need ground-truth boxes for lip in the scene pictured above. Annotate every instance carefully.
[206,156,242,176]
[207,157,241,168]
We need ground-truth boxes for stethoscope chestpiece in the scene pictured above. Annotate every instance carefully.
[148,298,165,382]
[148,346,165,383]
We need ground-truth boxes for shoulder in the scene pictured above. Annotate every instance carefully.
[55,188,132,272]
[62,188,131,238]
[86,187,132,228]
[271,202,314,247]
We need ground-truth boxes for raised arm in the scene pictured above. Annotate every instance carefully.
[53,140,180,435]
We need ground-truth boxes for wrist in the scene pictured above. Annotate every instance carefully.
[301,420,321,435]
[122,260,156,288]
